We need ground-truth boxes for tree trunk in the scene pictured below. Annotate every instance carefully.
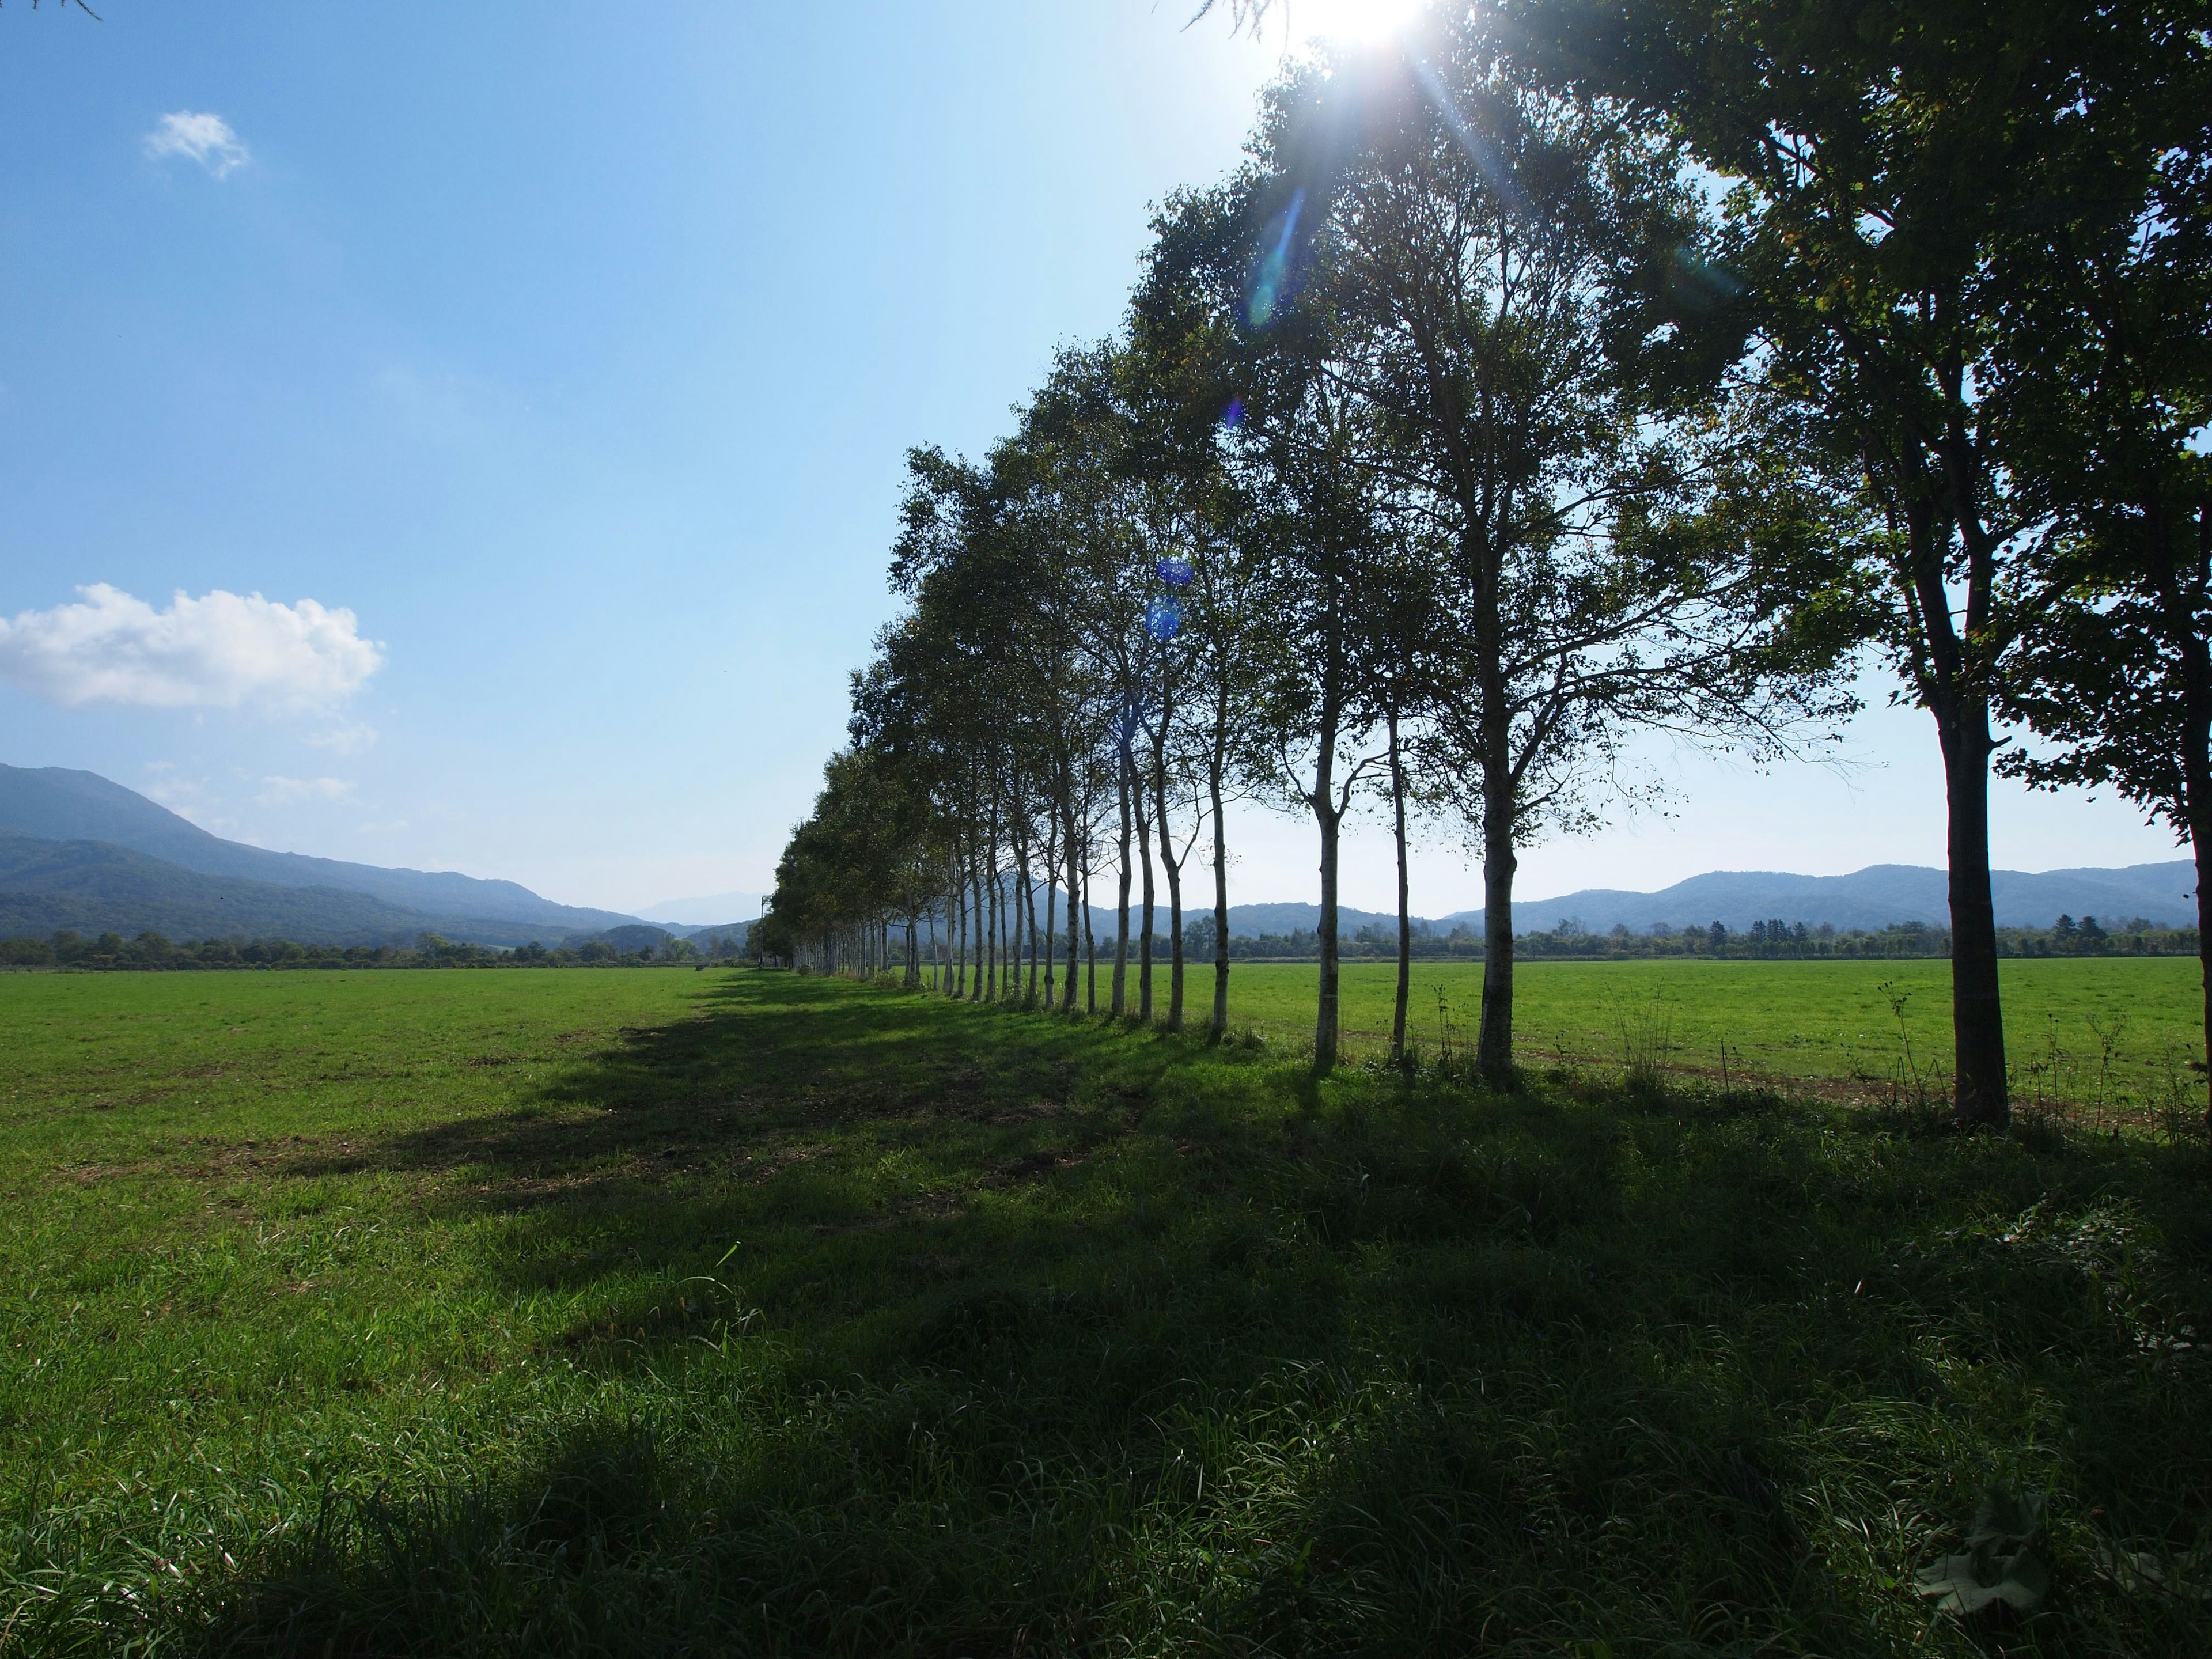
[1083,857,1097,1013]
[1026,864,1041,1006]
[1020,835,1040,1006]
[1314,792,1342,1073]
[1209,747,1230,1040]
[1476,749,1517,1087]
[1002,858,1016,999]
[1933,690,2009,1127]
[1006,833,1024,1001]
[1137,762,1157,1022]
[984,847,999,1001]
[1113,750,1132,1015]
[1153,758,1185,1032]
[1312,699,1342,1073]
[967,853,981,999]
[1063,804,1082,1010]
[1042,846,1058,1010]
[1389,708,1411,1066]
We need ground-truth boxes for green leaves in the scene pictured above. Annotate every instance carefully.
[1916,1487,2050,1618]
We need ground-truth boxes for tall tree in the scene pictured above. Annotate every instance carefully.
[1983,6,2212,1120]
[1505,0,2180,1123]
[1239,23,1849,1084]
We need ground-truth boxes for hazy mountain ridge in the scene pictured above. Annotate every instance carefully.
[636,891,762,926]
[0,831,594,948]
[0,764,642,935]
[1224,861,2196,938]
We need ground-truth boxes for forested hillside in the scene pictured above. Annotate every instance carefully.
[0,764,640,933]
[0,829,604,947]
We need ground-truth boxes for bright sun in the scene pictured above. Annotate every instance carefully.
[1285,0,1427,48]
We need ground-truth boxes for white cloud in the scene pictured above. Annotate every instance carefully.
[0,584,383,711]
[258,775,357,806]
[145,110,250,178]
[305,721,380,755]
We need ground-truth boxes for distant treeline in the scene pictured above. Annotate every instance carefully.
[1187,914,2197,963]
[0,930,751,971]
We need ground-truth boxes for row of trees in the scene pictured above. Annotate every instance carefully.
[761,2,2211,1128]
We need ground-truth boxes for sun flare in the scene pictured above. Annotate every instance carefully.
[1285,0,1428,49]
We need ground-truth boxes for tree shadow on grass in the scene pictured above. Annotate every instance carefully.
[176,974,2212,1657]
[309,975,1168,1179]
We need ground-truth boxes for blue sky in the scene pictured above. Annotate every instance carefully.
[0,1,2180,921]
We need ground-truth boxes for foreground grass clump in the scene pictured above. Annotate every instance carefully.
[2,969,2208,1656]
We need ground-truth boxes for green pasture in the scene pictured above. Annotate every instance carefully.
[2,967,2208,1655]
[1199,957,2205,1119]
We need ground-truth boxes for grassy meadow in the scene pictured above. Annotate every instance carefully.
[1203,958,2207,1123]
[2,965,2209,1655]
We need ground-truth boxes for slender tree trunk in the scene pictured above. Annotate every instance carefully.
[1389,708,1411,1066]
[1312,699,1342,1073]
[1009,830,1029,1003]
[999,856,1013,1000]
[1063,806,1081,1010]
[1042,847,1058,1010]
[1894,442,2008,1126]
[1934,691,2009,1125]
[1476,710,1517,1087]
[1153,757,1185,1033]
[1137,767,1156,1022]
[1024,849,1042,1006]
[1004,833,1022,1001]
[1083,857,1097,1013]
[1314,793,1342,1073]
[1113,750,1132,1016]
[984,847,998,1001]
[959,858,973,998]
[1209,746,1230,1040]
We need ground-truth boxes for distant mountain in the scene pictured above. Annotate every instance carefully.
[550,923,675,952]
[662,919,754,944]
[0,831,589,947]
[1222,902,1412,938]
[635,889,761,926]
[1432,861,2198,935]
[1214,862,2197,939]
[0,764,641,934]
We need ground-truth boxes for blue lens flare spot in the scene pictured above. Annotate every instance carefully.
[1245,188,1306,328]
[1144,597,1183,641]
[1155,555,1193,588]
[1222,397,1244,429]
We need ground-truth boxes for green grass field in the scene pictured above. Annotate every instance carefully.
[1202,958,2206,1120]
[3,966,2209,1655]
